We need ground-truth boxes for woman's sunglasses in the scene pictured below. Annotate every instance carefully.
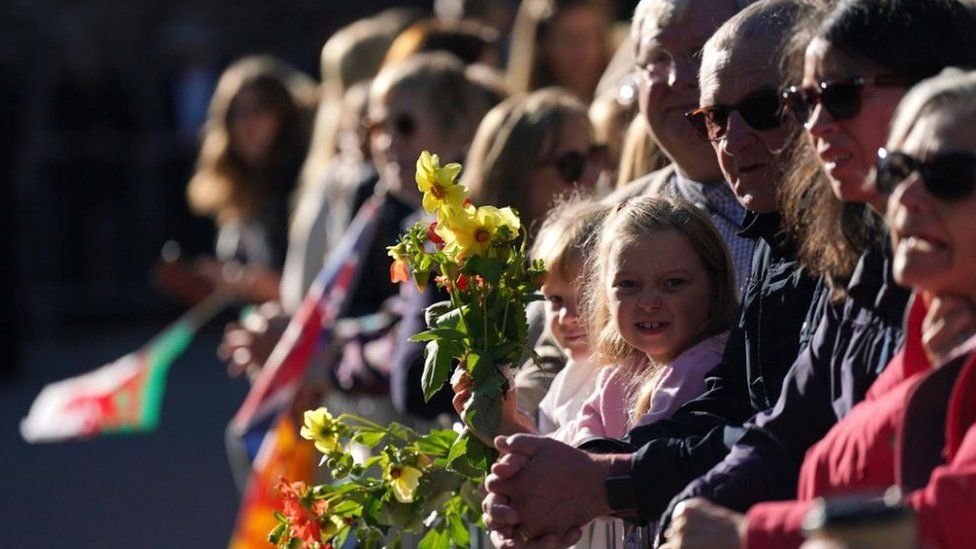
[366,114,416,138]
[684,89,784,142]
[782,76,917,126]
[537,146,605,184]
[875,148,976,200]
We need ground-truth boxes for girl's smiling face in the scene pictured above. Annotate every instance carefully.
[542,267,590,362]
[607,229,712,363]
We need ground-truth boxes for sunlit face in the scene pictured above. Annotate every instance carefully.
[634,0,736,182]
[229,86,282,167]
[529,116,599,222]
[369,88,466,204]
[887,108,976,302]
[607,230,712,363]
[542,5,608,101]
[802,38,909,209]
[699,36,793,213]
[543,266,590,362]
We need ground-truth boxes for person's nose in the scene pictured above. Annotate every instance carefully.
[721,110,759,158]
[559,299,579,326]
[888,171,931,221]
[636,288,663,311]
[805,100,836,140]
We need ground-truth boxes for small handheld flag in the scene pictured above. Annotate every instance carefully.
[20,292,228,443]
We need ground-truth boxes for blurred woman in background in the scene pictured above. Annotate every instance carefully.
[506,0,611,102]
[185,55,314,304]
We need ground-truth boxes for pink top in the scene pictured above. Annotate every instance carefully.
[550,333,728,446]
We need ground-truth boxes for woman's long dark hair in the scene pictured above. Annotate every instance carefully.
[780,0,976,296]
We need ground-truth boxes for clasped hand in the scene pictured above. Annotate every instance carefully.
[482,434,615,548]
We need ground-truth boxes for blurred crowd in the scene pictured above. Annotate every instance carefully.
[14,0,976,547]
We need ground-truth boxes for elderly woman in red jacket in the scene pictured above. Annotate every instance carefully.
[664,68,976,549]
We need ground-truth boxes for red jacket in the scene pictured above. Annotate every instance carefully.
[745,296,976,549]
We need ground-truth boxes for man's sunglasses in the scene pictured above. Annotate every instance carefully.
[875,148,976,201]
[684,89,784,142]
[537,145,605,184]
[782,76,917,126]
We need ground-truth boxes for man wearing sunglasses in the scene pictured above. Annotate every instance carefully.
[477,2,836,547]
[606,0,757,297]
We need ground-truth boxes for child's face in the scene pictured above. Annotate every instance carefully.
[607,230,712,363]
[542,268,590,362]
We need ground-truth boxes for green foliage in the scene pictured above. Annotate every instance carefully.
[272,152,546,548]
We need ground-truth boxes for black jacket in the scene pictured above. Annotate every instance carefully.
[662,240,911,523]
[582,212,825,519]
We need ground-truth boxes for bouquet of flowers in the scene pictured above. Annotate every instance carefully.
[269,151,544,548]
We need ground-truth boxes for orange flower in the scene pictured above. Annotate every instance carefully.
[276,478,324,547]
[428,222,444,245]
[390,259,409,283]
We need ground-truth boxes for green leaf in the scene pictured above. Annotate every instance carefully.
[447,513,470,546]
[387,422,416,442]
[418,528,449,549]
[463,255,505,286]
[417,430,458,454]
[422,340,453,402]
[463,372,504,446]
[409,327,466,343]
[425,302,461,330]
[466,351,494,384]
[351,430,385,447]
[446,431,482,478]
[490,341,522,364]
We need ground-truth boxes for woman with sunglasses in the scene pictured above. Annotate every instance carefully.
[463,87,601,231]
[674,68,976,549]
[660,1,976,547]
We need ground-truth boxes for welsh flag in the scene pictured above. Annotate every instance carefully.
[20,293,227,443]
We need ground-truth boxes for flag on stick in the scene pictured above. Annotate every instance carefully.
[231,195,383,439]
[20,292,228,443]
[228,414,315,549]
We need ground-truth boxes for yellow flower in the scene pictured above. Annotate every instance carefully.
[300,408,343,456]
[436,205,520,259]
[416,150,466,215]
[386,464,423,503]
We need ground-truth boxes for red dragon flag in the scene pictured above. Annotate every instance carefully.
[20,292,228,443]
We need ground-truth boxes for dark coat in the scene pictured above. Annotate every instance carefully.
[662,241,912,527]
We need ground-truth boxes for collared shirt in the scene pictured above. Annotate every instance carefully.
[668,174,755,296]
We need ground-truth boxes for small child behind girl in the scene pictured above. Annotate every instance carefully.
[455,195,738,447]
[453,196,610,436]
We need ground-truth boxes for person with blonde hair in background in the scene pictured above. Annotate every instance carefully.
[507,0,611,102]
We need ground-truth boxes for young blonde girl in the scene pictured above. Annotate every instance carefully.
[457,195,737,441]
[566,195,738,445]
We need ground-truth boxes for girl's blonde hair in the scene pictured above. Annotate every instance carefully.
[186,55,315,224]
[531,195,612,284]
[581,196,738,419]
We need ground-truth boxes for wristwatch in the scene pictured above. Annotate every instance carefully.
[605,475,638,517]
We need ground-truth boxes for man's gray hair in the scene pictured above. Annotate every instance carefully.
[632,0,759,34]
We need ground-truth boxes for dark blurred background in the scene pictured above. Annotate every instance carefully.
[0,1,427,547]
